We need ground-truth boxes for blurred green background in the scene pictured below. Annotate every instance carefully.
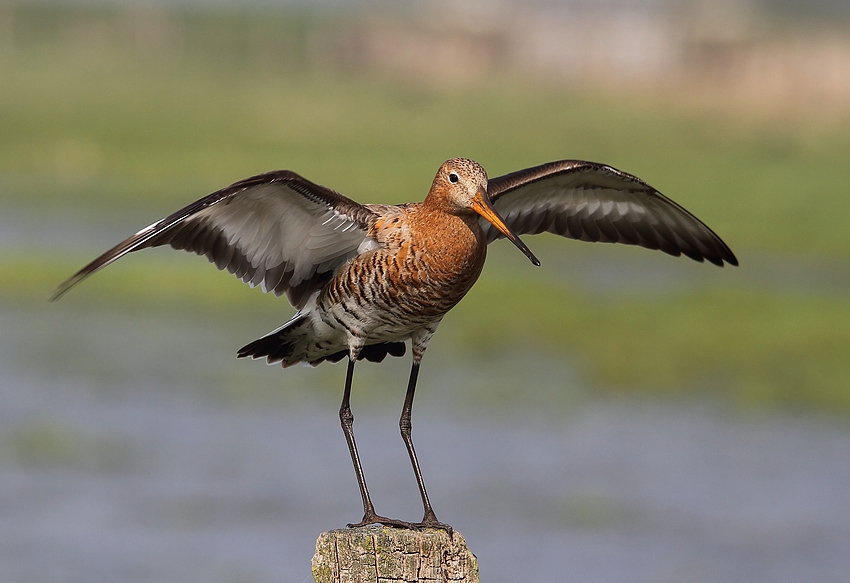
[3,1,849,414]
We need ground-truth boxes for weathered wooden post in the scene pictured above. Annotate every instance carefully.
[312,525,479,583]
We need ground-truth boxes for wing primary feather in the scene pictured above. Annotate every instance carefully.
[579,216,601,242]
[262,262,287,294]
[610,216,640,245]
[595,217,621,243]
[566,214,584,240]
[214,237,236,270]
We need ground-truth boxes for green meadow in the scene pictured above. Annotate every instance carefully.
[3,6,850,414]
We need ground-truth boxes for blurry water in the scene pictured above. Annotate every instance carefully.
[2,302,849,583]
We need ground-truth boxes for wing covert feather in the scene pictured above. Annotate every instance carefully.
[52,170,378,308]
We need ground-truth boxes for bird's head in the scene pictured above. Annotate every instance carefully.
[428,158,540,266]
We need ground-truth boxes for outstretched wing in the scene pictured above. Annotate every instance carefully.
[483,160,737,266]
[52,170,379,308]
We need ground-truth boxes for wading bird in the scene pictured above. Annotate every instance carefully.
[52,158,737,532]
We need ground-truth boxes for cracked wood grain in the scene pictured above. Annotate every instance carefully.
[312,525,479,583]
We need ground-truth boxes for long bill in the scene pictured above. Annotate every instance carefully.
[472,189,541,267]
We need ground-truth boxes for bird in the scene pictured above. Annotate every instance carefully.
[52,157,737,532]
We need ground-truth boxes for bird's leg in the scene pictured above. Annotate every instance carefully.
[399,360,453,536]
[340,357,414,530]
[339,359,373,517]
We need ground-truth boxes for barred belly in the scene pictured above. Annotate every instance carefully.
[318,243,485,347]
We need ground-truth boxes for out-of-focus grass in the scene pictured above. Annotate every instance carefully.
[453,274,850,414]
[3,6,850,415]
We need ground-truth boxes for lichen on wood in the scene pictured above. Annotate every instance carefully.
[312,525,479,583]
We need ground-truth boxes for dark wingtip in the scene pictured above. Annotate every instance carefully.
[701,249,737,268]
[237,337,272,360]
[714,243,739,267]
[49,273,85,302]
[48,288,65,303]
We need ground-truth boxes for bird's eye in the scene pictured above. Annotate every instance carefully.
[448,172,459,183]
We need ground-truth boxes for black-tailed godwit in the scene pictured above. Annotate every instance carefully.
[52,158,737,531]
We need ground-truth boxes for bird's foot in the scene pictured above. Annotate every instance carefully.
[412,511,453,538]
[347,512,416,531]
[346,511,454,538]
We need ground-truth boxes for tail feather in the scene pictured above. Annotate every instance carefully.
[238,314,407,367]
[325,342,406,364]
[237,314,313,366]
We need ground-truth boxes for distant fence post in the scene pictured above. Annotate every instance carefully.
[312,525,479,583]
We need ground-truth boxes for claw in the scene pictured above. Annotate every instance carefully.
[347,512,417,530]
[413,515,453,538]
